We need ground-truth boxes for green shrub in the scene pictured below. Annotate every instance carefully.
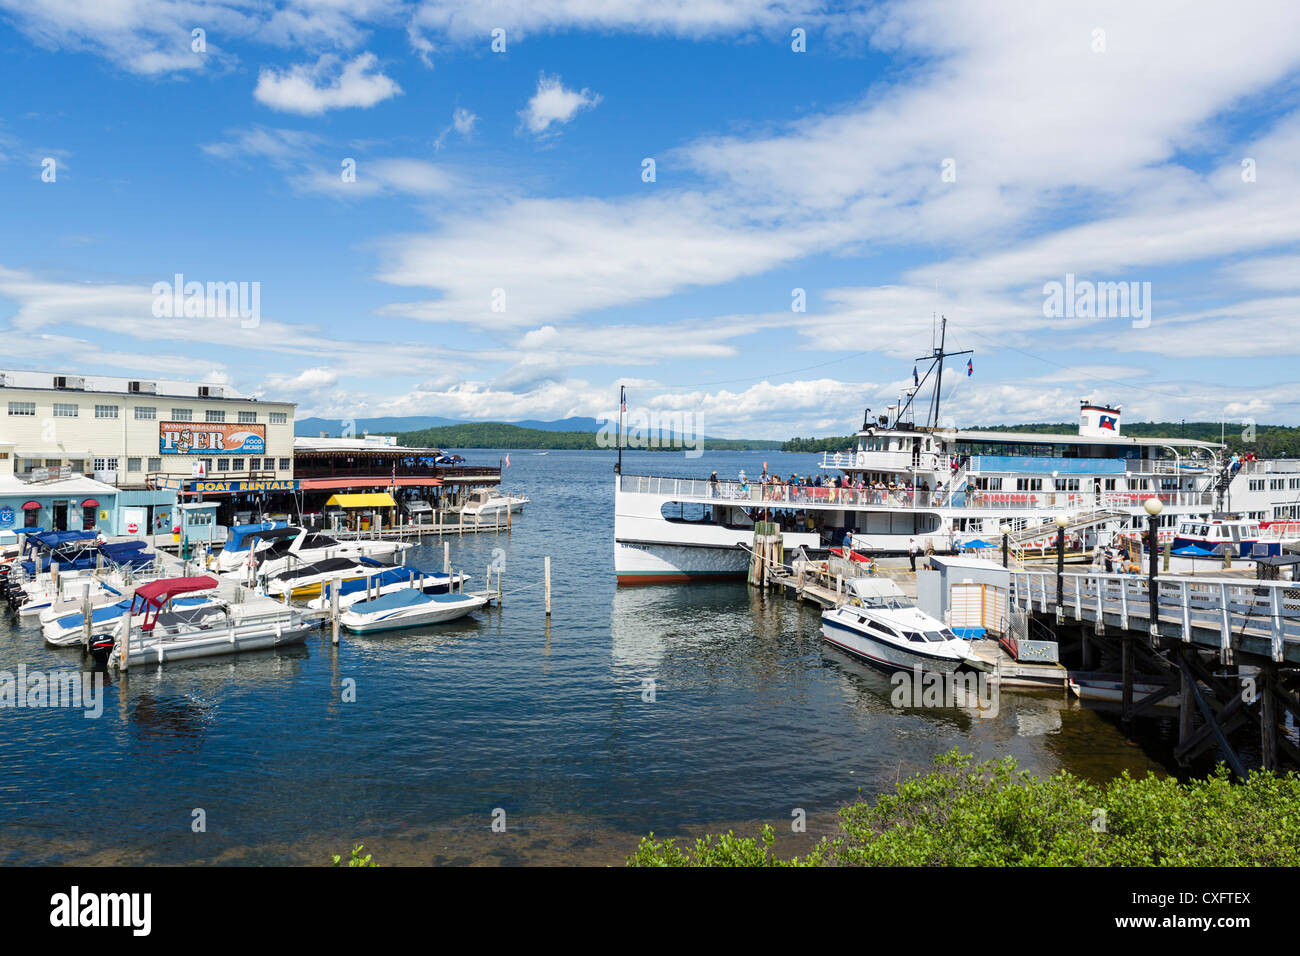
[628,750,1300,867]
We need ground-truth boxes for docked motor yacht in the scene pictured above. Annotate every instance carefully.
[821,577,978,673]
[458,489,528,519]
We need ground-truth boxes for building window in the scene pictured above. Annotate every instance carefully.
[199,458,212,475]
[127,458,142,472]
[1054,478,1080,492]
[238,411,257,424]
[95,405,119,419]
[216,458,230,471]
[7,402,35,416]
[53,403,78,418]
[264,457,275,471]
[148,457,161,471]
[279,458,291,471]
[171,408,192,421]
[135,406,156,420]
[92,457,119,472]
[231,458,245,471]
[270,412,287,425]
[1015,478,1042,492]
[206,409,225,423]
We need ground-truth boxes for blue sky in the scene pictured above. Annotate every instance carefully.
[2,1,1300,438]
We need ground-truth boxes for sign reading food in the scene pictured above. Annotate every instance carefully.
[159,421,266,456]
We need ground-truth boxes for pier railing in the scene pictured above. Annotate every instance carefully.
[1008,569,1300,662]
[620,474,1215,513]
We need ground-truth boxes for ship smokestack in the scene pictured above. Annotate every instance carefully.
[1079,399,1122,438]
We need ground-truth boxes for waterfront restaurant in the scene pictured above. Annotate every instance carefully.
[290,435,501,529]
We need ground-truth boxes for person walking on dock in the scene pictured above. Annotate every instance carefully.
[908,537,918,571]
[709,471,719,496]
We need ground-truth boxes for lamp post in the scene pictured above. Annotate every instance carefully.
[1144,497,1163,639]
[1055,513,1069,618]
[1000,522,1011,568]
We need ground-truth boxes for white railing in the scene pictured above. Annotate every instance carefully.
[620,474,1219,514]
[1008,569,1300,662]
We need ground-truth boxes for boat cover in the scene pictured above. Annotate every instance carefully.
[225,521,289,552]
[351,588,438,613]
[55,595,210,629]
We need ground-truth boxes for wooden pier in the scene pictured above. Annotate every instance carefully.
[1010,568,1300,773]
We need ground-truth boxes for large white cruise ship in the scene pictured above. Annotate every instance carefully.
[613,343,1300,585]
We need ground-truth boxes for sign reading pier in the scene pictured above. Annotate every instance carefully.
[159,421,266,456]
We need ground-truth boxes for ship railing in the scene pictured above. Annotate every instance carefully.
[1009,569,1300,661]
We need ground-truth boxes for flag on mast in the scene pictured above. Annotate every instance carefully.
[912,366,919,387]
[967,359,973,376]
[504,454,510,468]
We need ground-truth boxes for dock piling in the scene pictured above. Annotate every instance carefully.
[330,579,340,645]
[545,556,552,617]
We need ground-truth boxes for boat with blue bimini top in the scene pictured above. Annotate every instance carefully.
[42,592,219,647]
[612,319,1300,584]
[305,565,470,611]
[820,577,979,673]
[339,588,488,633]
[215,521,296,572]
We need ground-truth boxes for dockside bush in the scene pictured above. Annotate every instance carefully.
[627,750,1300,867]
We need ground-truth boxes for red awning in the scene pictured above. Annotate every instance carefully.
[133,576,220,609]
[20,501,41,510]
[81,499,99,508]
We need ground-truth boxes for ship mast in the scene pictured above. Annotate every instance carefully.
[897,315,972,429]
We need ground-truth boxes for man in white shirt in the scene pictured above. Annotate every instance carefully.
[908,537,918,571]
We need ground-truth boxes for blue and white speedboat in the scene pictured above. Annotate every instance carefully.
[339,589,487,634]
[821,577,977,673]
[305,566,470,611]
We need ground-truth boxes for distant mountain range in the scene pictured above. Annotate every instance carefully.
[295,415,605,437]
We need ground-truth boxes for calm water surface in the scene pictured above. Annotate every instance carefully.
[0,450,1168,865]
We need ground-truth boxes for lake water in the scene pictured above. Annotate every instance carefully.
[0,449,1171,865]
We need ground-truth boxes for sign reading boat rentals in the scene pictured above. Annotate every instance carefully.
[158,421,266,456]
[190,479,298,494]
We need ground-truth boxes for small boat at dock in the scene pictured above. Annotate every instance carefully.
[305,566,470,611]
[821,577,978,673]
[107,576,314,668]
[339,589,487,633]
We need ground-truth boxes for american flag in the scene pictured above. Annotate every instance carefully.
[504,454,511,468]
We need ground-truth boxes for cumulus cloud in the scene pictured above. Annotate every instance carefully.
[254,52,401,115]
[519,73,600,135]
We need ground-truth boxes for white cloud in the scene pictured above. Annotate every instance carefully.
[254,52,401,115]
[519,73,600,135]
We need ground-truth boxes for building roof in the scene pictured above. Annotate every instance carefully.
[0,368,294,406]
[0,473,120,497]
[293,436,444,455]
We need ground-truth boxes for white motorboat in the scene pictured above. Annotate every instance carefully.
[215,522,300,573]
[229,530,410,581]
[340,589,487,633]
[305,566,470,611]
[263,556,387,600]
[458,489,528,519]
[821,577,978,673]
[107,576,314,668]
[1068,677,1181,709]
